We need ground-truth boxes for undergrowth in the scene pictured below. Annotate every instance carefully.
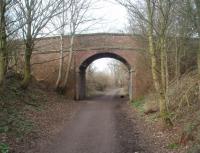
[131,70,200,152]
[0,75,47,153]
[0,143,9,153]
[131,97,145,114]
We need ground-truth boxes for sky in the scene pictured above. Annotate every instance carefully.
[90,58,114,72]
[93,0,128,33]
[83,0,129,33]
[45,0,129,35]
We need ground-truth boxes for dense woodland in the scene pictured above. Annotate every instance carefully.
[1,0,200,152]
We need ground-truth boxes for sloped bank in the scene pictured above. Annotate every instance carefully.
[0,75,80,153]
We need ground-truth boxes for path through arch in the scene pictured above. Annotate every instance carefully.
[76,52,134,100]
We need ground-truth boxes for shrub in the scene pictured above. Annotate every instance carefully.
[0,143,9,153]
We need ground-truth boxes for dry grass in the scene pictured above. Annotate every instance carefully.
[135,70,200,151]
[166,70,200,149]
[143,93,159,115]
[167,70,199,120]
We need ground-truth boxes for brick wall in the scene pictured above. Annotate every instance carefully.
[31,33,152,99]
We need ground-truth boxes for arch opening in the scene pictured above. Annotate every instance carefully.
[86,58,130,98]
[79,52,131,72]
[76,52,134,100]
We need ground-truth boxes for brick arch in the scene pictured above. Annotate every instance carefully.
[76,51,135,100]
[79,52,131,71]
[31,33,152,100]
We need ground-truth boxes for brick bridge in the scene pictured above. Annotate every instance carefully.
[30,33,152,100]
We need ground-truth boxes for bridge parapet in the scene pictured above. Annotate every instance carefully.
[32,33,146,53]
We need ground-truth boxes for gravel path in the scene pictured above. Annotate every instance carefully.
[42,89,152,153]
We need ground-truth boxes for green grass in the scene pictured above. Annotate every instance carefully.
[131,97,145,113]
[167,143,180,150]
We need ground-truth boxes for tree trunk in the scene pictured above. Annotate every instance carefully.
[149,36,170,125]
[21,46,32,89]
[197,40,200,100]
[0,52,5,87]
[0,0,6,88]
[148,34,161,97]
[55,35,64,90]
[21,6,32,89]
[198,40,200,74]
[4,48,8,74]
[146,0,171,126]
[175,37,180,79]
[62,35,74,91]
[195,0,200,74]
[165,44,169,110]
[146,0,160,94]
[14,50,18,73]
[160,37,166,92]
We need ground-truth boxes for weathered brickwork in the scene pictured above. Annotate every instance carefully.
[31,33,152,100]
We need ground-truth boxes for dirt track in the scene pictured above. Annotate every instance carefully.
[42,89,152,153]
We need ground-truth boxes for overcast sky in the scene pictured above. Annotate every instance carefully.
[85,0,129,33]
[91,58,113,72]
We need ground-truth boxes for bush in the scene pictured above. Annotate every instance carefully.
[0,143,9,153]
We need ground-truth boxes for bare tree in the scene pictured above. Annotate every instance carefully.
[86,64,113,93]
[48,0,71,90]
[62,0,94,91]
[108,60,129,88]
[15,0,62,89]
[0,0,17,88]
[117,0,176,126]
